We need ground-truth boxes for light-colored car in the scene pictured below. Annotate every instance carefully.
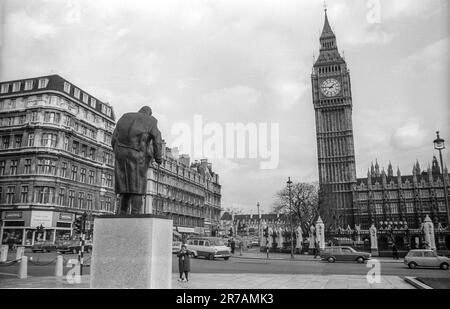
[172,241,182,254]
[404,250,450,270]
[186,237,231,260]
[320,246,371,263]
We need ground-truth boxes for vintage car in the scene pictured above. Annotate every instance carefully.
[404,249,450,270]
[186,237,231,260]
[57,240,93,254]
[320,246,371,263]
[31,241,57,253]
[172,241,182,254]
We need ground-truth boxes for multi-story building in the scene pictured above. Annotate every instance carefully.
[0,75,116,246]
[353,158,450,249]
[145,144,222,237]
[311,9,357,228]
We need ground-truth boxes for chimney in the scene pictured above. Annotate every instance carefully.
[161,140,167,157]
[172,147,179,160]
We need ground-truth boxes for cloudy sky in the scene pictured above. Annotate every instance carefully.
[1,0,449,213]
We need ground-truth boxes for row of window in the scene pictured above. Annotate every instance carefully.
[0,159,113,188]
[0,185,113,212]
[358,201,447,215]
[318,64,341,74]
[63,82,112,117]
[0,79,49,94]
[358,189,447,200]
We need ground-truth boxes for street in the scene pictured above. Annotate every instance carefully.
[1,249,449,281]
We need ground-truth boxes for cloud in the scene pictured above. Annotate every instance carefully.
[391,122,428,150]
[5,11,56,39]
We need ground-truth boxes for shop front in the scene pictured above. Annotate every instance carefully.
[1,210,74,247]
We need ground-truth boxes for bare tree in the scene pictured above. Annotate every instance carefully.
[272,182,319,234]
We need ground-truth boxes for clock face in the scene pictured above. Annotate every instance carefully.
[320,78,341,97]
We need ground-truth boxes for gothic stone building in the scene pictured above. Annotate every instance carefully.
[0,75,116,246]
[312,10,357,228]
[353,159,450,249]
[146,144,222,237]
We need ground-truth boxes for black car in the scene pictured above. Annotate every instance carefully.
[57,240,92,254]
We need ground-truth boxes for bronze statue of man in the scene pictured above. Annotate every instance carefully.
[112,106,162,214]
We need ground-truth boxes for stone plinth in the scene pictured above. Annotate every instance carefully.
[90,214,173,289]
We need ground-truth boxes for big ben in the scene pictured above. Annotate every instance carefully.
[311,9,357,229]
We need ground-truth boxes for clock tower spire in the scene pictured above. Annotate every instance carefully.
[312,9,357,229]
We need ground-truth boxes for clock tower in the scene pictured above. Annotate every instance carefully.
[311,9,357,229]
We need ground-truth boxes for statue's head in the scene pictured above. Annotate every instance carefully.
[138,106,152,116]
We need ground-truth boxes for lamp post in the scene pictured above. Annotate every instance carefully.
[287,177,294,259]
[257,202,260,242]
[434,131,449,227]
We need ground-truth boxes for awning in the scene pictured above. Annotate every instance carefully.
[173,230,182,238]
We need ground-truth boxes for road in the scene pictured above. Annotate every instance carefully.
[1,251,450,280]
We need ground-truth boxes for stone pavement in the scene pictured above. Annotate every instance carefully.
[0,273,414,289]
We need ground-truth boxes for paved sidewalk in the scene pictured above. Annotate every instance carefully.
[0,273,414,289]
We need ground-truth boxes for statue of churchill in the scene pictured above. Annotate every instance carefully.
[111,106,163,215]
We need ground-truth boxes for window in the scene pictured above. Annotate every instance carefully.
[78,192,85,209]
[89,148,96,160]
[375,204,383,215]
[88,170,95,185]
[15,135,22,148]
[81,144,87,157]
[90,98,96,108]
[28,133,35,147]
[106,174,113,187]
[389,204,398,214]
[1,83,9,93]
[82,93,88,104]
[406,202,414,214]
[9,160,18,175]
[31,111,38,122]
[24,80,34,90]
[68,190,75,207]
[101,173,106,186]
[24,159,31,174]
[424,251,437,258]
[106,196,112,211]
[72,141,79,154]
[34,187,55,204]
[58,188,65,206]
[0,161,5,175]
[12,82,21,92]
[41,133,57,147]
[87,194,93,210]
[18,115,26,124]
[71,165,78,181]
[64,136,69,151]
[44,112,60,123]
[20,186,29,203]
[38,79,49,89]
[64,82,71,93]
[2,136,10,149]
[37,158,56,175]
[6,186,15,203]
[80,168,86,183]
[61,162,68,178]
[74,88,81,99]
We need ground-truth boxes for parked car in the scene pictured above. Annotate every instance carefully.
[320,246,371,263]
[172,241,182,254]
[186,237,231,260]
[31,241,57,253]
[57,240,92,254]
[404,249,450,270]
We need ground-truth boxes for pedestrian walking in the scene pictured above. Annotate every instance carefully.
[392,243,399,260]
[230,238,236,254]
[314,241,320,259]
[177,244,193,282]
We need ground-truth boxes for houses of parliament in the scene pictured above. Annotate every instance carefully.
[311,10,450,236]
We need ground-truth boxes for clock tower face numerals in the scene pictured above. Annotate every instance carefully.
[320,78,341,97]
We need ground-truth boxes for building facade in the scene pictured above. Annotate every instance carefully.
[353,158,450,249]
[0,75,116,246]
[311,10,357,228]
[145,145,222,236]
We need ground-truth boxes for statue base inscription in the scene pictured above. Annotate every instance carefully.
[90,214,173,289]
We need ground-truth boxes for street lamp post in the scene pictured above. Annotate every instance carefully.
[287,177,294,259]
[434,131,449,227]
[257,202,260,243]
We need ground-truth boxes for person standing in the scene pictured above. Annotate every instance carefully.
[392,243,399,260]
[177,244,193,282]
[230,238,236,255]
[314,241,321,259]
